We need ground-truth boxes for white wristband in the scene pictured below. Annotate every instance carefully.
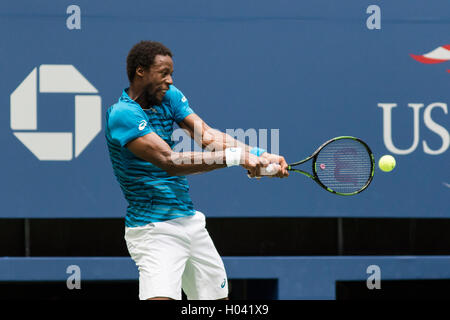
[225,147,242,167]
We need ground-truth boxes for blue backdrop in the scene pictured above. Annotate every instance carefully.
[1,0,448,218]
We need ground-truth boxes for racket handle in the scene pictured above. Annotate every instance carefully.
[259,163,280,176]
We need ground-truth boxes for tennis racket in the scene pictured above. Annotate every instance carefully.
[261,136,375,196]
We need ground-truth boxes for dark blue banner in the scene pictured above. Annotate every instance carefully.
[1,1,448,218]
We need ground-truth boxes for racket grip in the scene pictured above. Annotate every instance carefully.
[259,163,280,176]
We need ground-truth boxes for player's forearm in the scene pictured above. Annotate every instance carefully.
[162,150,228,176]
[203,128,252,153]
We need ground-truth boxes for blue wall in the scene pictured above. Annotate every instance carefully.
[2,256,450,299]
[1,0,448,219]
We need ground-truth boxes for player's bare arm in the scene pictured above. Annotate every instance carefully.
[179,113,289,177]
[126,130,268,177]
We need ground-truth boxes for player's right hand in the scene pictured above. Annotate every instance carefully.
[241,152,269,178]
[260,153,289,178]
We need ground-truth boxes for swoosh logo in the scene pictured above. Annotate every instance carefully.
[221,279,226,288]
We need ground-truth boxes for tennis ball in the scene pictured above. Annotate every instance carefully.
[378,155,396,172]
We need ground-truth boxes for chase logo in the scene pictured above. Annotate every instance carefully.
[138,120,147,131]
[10,65,101,161]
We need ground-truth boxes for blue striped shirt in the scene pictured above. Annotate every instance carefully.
[105,85,196,227]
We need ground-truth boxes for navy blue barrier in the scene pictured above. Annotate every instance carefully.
[1,256,450,299]
[1,0,448,219]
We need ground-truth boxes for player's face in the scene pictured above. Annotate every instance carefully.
[144,55,174,105]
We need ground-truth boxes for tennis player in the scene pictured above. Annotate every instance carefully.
[105,41,289,300]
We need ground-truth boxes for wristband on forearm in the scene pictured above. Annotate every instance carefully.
[225,147,242,167]
[250,147,267,157]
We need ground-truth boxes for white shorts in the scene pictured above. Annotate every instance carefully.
[124,211,228,300]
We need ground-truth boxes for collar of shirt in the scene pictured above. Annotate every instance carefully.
[120,88,141,107]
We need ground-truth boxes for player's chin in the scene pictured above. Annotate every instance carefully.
[156,91,166,103]
[149,93,163,105]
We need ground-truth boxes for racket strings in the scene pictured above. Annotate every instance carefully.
[314,139,372,194]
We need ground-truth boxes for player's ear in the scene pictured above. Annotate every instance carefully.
[135,66,145,79]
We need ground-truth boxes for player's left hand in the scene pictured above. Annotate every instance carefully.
[261,153,289,178]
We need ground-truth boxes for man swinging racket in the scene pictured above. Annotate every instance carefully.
[105,40,289,300]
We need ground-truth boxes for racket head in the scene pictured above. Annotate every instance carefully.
[311,136,374,195]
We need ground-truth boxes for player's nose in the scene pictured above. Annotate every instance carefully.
[166,75,173,85]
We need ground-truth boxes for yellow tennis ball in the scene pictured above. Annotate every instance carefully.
[378,155,396,172]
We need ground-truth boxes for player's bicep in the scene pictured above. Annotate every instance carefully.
[179,113,206,138]
[179,113,217,148]
[126,132,173,169]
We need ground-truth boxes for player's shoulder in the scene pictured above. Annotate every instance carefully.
[165,84,182,97]
[163,85,188,105]
[108,99,142,118]
[107,100,146,129]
